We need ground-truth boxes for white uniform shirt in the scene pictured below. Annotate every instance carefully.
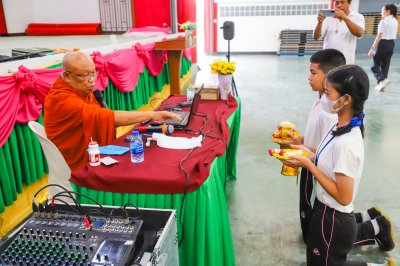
[303,99,337,150]
[378,15,398,40]
[315,126,364,213]
[319,10,365,64]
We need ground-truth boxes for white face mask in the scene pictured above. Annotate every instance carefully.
[320,94,344,114]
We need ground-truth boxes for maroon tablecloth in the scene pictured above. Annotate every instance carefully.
[70,95,238,194]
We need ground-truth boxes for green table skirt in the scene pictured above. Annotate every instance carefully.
[72,98,241,266]
[0,58,192,213]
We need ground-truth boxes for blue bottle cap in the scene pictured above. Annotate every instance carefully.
[132,130,139,136]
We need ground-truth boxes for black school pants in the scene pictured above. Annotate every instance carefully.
[371,39,395,83]
[299,168,376,247]
[307,200,367,266]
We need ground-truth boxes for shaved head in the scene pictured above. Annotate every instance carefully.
[62,52,94,73]
[61,51,97,96]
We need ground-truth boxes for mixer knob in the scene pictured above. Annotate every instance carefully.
[69,232,73,237]
[23,228,28,233]
[42,229,46,235]
[55,231,60,236]
[29,228,34,234]
[62,231,66,237]
[104,254,109,261]
[82,233,86,239]
[75,232,79,238]
[49,230,53,235]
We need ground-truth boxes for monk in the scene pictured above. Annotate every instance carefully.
[44,52,180,170]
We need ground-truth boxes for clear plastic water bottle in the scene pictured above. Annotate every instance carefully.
[130,130,144,163]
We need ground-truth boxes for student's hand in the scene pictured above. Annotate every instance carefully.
[368,48,375,57]
[317,10,325,23]
[152,111,181,121]
[289,144,315,161]
[282,154,312,169]
[286,132,303,145]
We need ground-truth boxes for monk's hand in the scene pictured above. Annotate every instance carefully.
[152,111,181,121]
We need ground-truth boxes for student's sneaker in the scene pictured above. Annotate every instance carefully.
[375,79,391,92]
[367,206,382,220]
[375,215,395,251]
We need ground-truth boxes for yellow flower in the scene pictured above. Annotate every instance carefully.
[210,59,236,75]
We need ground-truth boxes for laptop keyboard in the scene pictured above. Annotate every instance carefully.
[158,111,189,125]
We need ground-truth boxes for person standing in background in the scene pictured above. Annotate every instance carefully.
[314,0,365,64]
[369,4,398,92]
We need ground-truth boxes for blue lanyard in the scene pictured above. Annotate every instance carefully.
[315,125,336,166]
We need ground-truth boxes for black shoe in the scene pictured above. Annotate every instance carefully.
[375,215,395,251]
[367,206,382,220]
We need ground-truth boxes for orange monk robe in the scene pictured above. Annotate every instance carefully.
[44,77,115,170]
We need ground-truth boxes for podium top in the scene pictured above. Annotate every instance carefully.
[155,35,196,51]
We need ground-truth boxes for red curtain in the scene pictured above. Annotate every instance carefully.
[0,1,7,34]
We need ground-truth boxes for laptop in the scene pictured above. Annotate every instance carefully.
[153,90,201,128]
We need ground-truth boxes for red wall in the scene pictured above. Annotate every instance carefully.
[0,1,7,34]
[134,0,197,62]
[133,0,171,28]
[177,0,196,62]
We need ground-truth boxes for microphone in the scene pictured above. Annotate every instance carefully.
[136,123,174,135]
[93,90,108,109]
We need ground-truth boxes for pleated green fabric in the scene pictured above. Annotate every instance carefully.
[0,57,191,213]
[72,101,240,266]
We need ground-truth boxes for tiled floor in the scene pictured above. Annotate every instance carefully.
[1,35,399,265]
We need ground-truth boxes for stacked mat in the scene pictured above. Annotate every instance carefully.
[279,30,323,56]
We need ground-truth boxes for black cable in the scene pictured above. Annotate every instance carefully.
[86,209,109,218]
[33,184,82,209]
[123,203,142,219]
[178,146,197,247]
[54,198,81,215]
[53,190,108,217]
[109,207,124,218]
[33,184,84,214]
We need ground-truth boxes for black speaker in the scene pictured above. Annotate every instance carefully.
[222,21,234,41]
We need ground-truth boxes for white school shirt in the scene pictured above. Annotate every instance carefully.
[303,99,337,150]
[319,10,365,64]
[315,126,364,213]
[378,15,398,40]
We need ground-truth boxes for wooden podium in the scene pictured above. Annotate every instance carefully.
[155,35,196,95]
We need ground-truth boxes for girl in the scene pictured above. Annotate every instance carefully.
[283,65,394,266]
[369,4,398,92]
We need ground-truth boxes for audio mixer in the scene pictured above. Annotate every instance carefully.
[0,204,143,266]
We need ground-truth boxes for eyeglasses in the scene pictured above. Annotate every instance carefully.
[65,70,98,81]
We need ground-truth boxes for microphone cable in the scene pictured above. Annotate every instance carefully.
[178,146,197,247]
[178,112,228,246]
